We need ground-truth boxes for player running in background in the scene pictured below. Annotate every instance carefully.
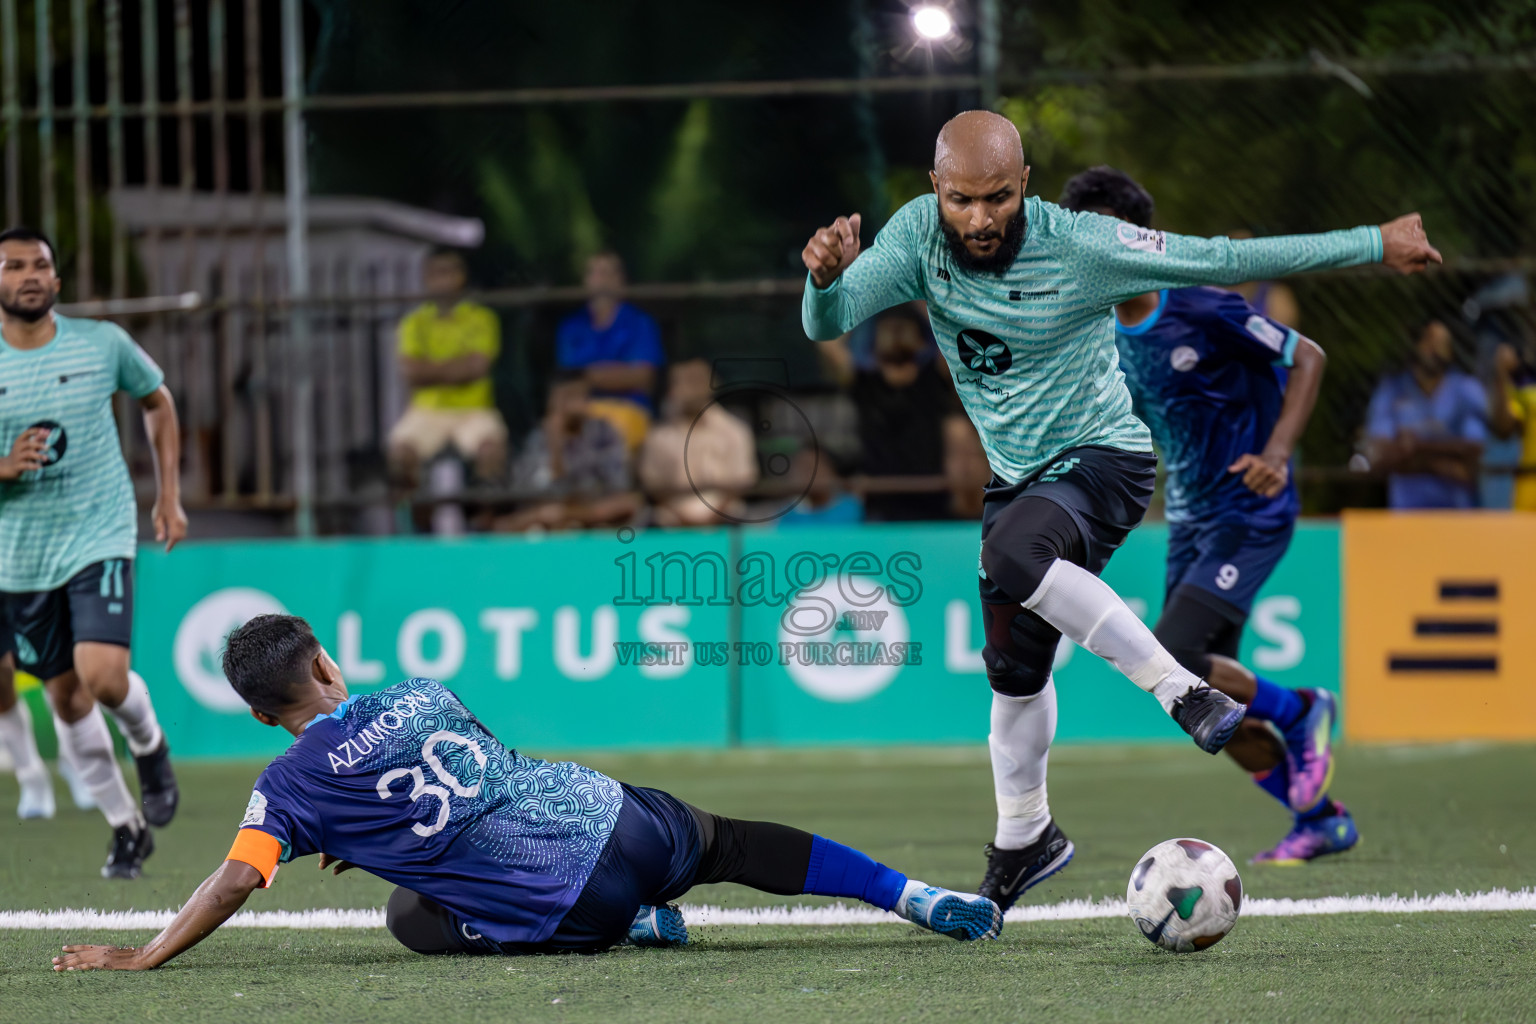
[1059,167,1357,865]
[50,614,1000,971]
[0,227,186,877]
[800,111,1437,910]
[0,620,53,817]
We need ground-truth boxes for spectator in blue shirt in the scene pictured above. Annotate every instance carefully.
[1364,318,1490,509]
[556,251,665,450]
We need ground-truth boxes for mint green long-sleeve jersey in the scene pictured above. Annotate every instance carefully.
[803,195,1381,485]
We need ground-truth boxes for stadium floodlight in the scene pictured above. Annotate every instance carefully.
[912,5,955,41]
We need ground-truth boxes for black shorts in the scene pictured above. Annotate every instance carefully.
[2,559,135,680]
[978,445,1158,605]
[0,600,12,659]
[390,784,705,956]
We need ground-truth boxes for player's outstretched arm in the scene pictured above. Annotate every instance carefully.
[1074,210,1441,310]
[140,385,188,553]
[801,206,924,341]
[52,860,263,972]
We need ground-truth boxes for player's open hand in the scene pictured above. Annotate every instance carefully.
[0,427,47,481]
[802,214,862,289]
[53,945,148,971]
[318,852,356,875]
[153,499,189,553]
[1378,213,1442,274]
[1229,451,1289,498]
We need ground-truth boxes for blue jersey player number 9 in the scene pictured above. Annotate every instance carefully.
[376,731,488,838]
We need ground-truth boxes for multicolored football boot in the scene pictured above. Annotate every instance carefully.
[1250,802,1359,865]
[897,882,1003,941]
[1283,688,1336,813]
[622,904,688,947]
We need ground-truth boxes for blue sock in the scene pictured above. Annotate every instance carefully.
[802,836,907,911]
[1296,794,1337,824]
[1252,764,1291,810]
[1246,676,1306,731]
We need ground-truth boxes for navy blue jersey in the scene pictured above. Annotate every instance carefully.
[227,679,623,945]
[1114,287,1301,526]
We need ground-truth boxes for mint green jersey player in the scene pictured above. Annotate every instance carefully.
[803,194,1381,485]
[0,313,165,590]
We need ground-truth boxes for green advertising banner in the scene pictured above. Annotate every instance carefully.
[131,523,1339,758]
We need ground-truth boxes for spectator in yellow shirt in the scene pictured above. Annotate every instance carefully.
[1491,340,1536,511]
[387,249,509,488]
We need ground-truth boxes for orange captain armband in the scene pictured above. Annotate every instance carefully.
[227,829,284,887]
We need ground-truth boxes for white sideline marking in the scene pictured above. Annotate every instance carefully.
[4,889,1535,931]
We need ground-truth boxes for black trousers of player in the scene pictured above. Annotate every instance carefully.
[385,785,813,955]
[977,446,1158,698]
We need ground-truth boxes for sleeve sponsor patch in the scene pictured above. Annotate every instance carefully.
[1244,315,1288,352]
[241,789,268,827]
[1116,222,1167,254]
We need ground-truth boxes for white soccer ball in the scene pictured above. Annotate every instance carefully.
[1125,837,1243,952]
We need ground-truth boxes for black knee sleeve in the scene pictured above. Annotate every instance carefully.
[1153,585,1247,679]
[980,496,1087,604]
[980,602,1059,698]
[386,887,475,955]
[687,804,813,896]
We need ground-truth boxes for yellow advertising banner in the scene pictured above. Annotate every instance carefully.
[1343,511,1536,741]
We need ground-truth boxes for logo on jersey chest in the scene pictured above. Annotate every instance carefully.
[28,420,67,465]
[957,329,1012,375]
[1170,346,1200,372]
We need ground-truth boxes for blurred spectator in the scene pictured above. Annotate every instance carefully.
[777,449,863,527]
[557,251,665,451]
[387,249,508,488]
[1225,230,1301,328]
[1364,318,1489,509]
[944,415,991,520]
[820,300,941,382]
[847,306,961,521]
[498,373,638,531]
[1490,340,1536,511]
[638,359,758,526]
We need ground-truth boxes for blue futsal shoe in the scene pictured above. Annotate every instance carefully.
[897,882,1003,941]
[1283,688,1337,813]
[622,904,688,947]
[1251,802,1360,865]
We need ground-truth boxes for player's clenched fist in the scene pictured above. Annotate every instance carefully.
[0,427,47,480]
[1378,213,1442,275]
[802,213,863,289]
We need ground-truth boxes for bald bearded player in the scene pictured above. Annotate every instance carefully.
[800,111,1440,910]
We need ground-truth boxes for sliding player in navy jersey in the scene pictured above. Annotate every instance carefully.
[50,614,1000,971]
[1060,167,1356,864]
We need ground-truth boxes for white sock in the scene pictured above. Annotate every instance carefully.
[0,701,49,786]
[1023,559,1203,714]
[989,679,1057,849]
[101,670,164,758]
[52,707,141,830]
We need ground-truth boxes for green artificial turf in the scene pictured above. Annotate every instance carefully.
[3,743,1534,1022]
